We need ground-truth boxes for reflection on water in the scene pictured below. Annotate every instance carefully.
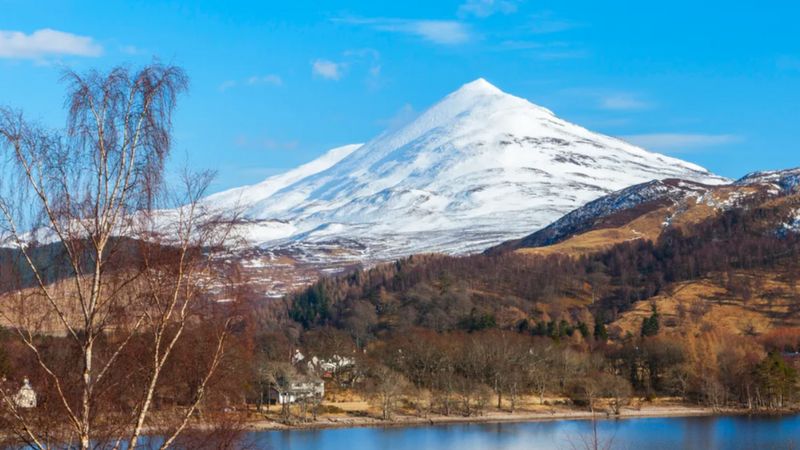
[248,415,800,450]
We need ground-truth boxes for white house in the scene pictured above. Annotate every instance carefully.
[307,354,355,376]
[270,378,324,405]
[13,378,37,409]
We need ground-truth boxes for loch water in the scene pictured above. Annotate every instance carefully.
[247,414,800,449]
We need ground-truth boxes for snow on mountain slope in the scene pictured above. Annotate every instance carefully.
[734,168,800,193]
[204,143,362,211]
[206,78,727,264]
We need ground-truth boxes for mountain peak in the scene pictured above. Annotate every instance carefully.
[456,78,503,95]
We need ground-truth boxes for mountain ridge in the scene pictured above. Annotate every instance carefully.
[492,166,800,256]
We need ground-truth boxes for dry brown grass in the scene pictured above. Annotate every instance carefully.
[515,186,773,258]
[611,270,800,338]
[0,278,93,336]
[515,205,674,257]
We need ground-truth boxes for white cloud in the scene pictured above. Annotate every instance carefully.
[246,74,283,86]
[408,21,471,44]
[599,93,650,111]
[621,133,742,152]
[458,0,518,18]
[336,17,471,45]
[0,28,102,59]
[312,59,345,80]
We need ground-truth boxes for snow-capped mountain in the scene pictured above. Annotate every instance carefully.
[206,78,727,266]
[734,168,800,193]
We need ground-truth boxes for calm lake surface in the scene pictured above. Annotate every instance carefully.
[247,415,800,450]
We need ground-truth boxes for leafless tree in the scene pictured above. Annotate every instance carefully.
[0,64,239,449]
[599,373,632,416]
[365,364,410,420]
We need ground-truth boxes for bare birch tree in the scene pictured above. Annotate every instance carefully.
[0,64,240,449]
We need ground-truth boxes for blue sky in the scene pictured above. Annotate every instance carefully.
[2,0,799,193]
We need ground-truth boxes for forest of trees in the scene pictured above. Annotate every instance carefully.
[276,193,800,416]
[290,196,800,337]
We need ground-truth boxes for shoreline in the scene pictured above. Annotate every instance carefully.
[245,404,780,432]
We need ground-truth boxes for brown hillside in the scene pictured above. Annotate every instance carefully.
[611,268,800,339]
[517,185,779,257]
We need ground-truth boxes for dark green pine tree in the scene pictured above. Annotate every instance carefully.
[593,321,608,341]
[640,305,660,337]
[577,321,591,339]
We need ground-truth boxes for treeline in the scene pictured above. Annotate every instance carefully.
[290,198,800,340]
[247,325,800,420]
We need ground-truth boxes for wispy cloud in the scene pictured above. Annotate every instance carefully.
[0,28,102,59]
[310,49,382,85]
[246,74,283,86]
[458,0,519,18]
[219,74,283,92]
[561,88,651,110]
[312,59,345,80]
[494,40,587,60]
[599,93,650,111]
[335,17,471,45]
[621,133,742,152]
